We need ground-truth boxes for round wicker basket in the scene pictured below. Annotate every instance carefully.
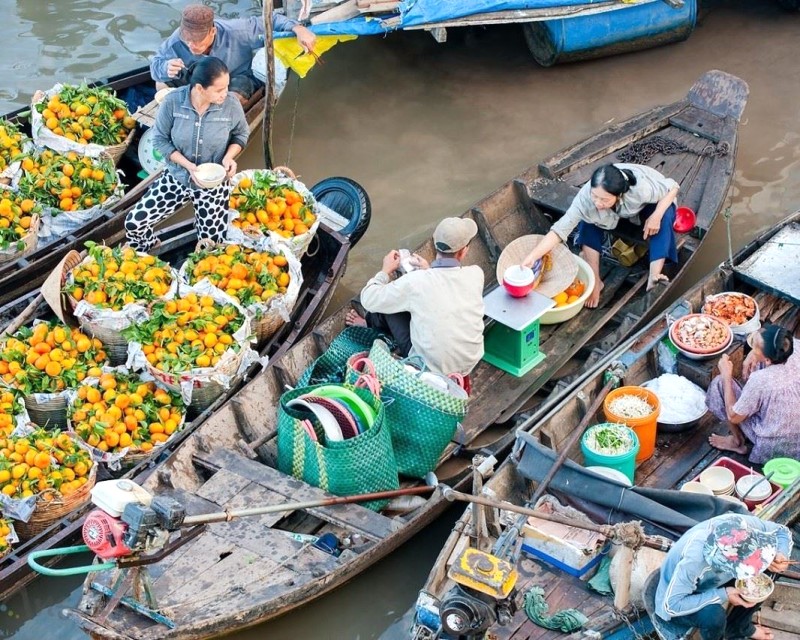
[145,348,246,412]
[0,214,39,266]
[14,465,97,539]
[24,394,68,430]
[103,126,136,166]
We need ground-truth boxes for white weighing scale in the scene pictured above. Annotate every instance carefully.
[482,287,555,377]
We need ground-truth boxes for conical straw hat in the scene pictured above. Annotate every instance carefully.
[496,235,579,298]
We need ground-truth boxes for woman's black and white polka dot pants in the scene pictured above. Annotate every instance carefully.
[124,171,231,251]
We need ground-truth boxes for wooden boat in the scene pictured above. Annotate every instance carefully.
[0,177,371,599]
[409,211,800,640]
[64,70,747,639]
[0,65,270,308]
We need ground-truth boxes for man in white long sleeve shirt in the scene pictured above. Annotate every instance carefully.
[349,217,484,379]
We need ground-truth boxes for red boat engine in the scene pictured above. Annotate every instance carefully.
[82,509,133,560]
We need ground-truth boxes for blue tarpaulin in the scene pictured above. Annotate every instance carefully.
[276,0,655,37]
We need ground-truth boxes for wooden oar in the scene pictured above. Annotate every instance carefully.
[262,0,275,169]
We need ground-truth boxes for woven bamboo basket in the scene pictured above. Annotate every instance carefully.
[103,126,136,166]
[0,214,39,266]
[24,394,68,430]
[14,465,97,539]
[145,348,246,412]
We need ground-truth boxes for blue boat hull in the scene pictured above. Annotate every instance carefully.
[523,0,697,66]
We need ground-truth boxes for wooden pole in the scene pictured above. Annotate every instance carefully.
[262,0,275,169]
[613,546,635,609]
[0,293,43,338]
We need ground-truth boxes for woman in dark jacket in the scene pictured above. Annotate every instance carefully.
[125,56,249,251]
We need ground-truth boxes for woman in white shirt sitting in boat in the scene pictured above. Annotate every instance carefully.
[523,163,680,308]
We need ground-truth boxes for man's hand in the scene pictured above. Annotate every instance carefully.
[166,58,186,79]
[221,156,237,178]
[292,25,317,53]
[643,214,662,239]
[382,250,401,275]
[769,553,790,573]
[742,350,764,381]
[717,353,734,380]
[726,586,758,608]
[410,253,429,270]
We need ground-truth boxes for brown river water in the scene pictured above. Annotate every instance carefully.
[2,0,800,637]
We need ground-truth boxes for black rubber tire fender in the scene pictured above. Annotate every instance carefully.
[310,177,372,247]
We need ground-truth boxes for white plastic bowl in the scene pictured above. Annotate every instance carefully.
[539,254,596,325]
[735,474,772,501]
[194,163,227,189]
[681,481,714,496]
[154,87,175,104]
[703,291,761,336]
[699,466,736,494]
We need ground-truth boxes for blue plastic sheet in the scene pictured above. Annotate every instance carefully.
[275,0,652,37]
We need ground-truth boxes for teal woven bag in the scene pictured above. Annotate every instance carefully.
[367,341,468,479]
[276,384,399,510]
[298,326,384,387]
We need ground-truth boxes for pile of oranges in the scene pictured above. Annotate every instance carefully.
[122,293,245,373]
[185,244,291,307]
[552,278,587,307]
[36,83,136,147]
[0,390,24,437]
[0,429,94,499]
[17,149,120,213]
[0,518,13,556]
[0,119,26,173]
[0,322,107,394]
[70,372,185,455]
[229,172,316,239]
[0,190,39,250]
[67,243,173,310]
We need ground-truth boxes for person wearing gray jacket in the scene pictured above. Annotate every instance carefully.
[125,57,248,252]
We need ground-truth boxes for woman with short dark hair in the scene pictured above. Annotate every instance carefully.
[522,163,680,307]
[707,323,800,462]
[125,56,249,251]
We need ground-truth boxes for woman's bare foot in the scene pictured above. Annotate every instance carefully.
[647,273,670,291]
[751,625,774,640]
[345,309,367,327]
[584,281,605,309]
[708,433,749,455]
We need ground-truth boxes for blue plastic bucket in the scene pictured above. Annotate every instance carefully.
[581,424,640,484]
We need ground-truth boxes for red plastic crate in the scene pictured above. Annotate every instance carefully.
[692,457,782,511]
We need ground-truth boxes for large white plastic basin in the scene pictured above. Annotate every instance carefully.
[539,254,596,325]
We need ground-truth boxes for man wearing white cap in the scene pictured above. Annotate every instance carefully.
[347,217,485,381]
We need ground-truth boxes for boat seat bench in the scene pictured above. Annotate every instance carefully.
[192,448,398,542]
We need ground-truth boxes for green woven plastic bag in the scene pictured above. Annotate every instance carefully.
[298,326,384,387]
[367,341,467,479]
[276,384,399,510]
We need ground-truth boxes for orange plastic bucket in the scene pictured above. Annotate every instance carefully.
[603,386,661,463]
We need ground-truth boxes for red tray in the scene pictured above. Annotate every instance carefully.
[692,457,782,511]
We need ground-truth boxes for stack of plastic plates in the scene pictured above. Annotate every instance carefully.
[699,467,736,496]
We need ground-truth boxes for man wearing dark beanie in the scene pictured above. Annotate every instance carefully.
[151,4,315,103]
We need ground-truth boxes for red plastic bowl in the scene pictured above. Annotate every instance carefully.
[503,279,534,298]
[673,206,697,233]
[502,265,536,298]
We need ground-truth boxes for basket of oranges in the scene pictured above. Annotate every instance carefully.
[0,186,40,265]
[0,389,30,437]
[180,242,302,346]
[0,517,17,559]
[16,149,124,247]
[0,322,108,430]
[122,287,254,411]
[0,429,96,539]
[68,370,185,470]
[31,83,137,165]
[0,118,30,185]
[227,169,319,258]
[64,243,177,365]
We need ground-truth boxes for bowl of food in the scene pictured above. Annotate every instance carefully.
[539,255,596,325]
[502,264,538,298]
[194,163,227,189]
[736,574,774,604]
[670,313,733,360]
[702,292,760,335]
